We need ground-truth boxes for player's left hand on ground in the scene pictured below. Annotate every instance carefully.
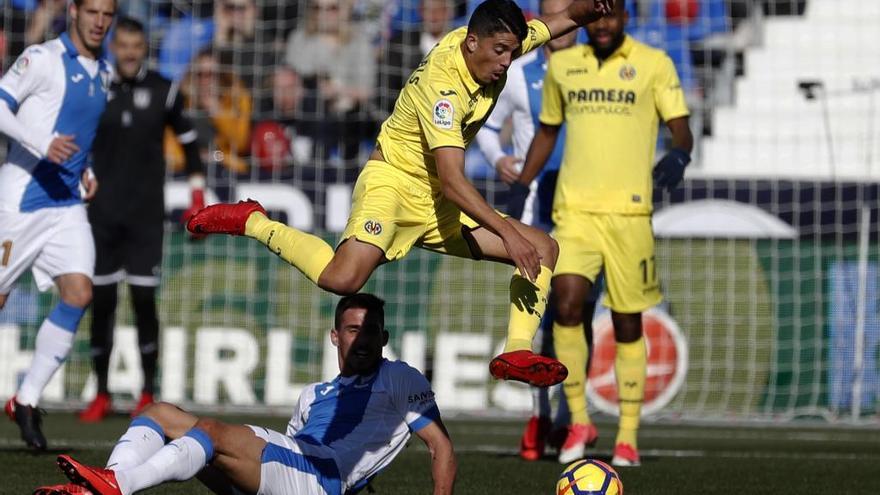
[653,148,691,192]
[182,188,206,239]
[80,168,98,201]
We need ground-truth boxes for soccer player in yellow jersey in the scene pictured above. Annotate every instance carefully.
[187,0,615,388]
[514,0,693,466]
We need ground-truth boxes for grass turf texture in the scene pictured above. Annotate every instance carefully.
[3,414,879,494]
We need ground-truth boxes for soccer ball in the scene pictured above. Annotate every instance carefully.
[556,459,623,495]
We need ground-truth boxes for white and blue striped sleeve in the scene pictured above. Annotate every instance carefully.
[390,363,441,433]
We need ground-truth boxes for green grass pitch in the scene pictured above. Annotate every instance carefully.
[3,414,879,494]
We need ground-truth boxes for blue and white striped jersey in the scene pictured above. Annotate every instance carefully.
[0,33,111,212]
[287,359,440,493]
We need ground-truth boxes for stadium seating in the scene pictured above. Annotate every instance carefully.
[700,1,880,179]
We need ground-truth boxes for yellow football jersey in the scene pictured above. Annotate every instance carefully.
[376,19,551,191]
[540,35,690,215]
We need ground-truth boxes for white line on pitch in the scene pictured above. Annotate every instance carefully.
[449,426,878,443]
[438,444,880,461]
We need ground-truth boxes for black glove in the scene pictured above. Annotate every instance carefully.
[653,148,691,192]
[506,182,530,220]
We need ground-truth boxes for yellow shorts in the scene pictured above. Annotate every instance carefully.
[341,160,482,261]
[552,210,661,313]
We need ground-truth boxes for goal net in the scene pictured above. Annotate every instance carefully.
[0,0,877,423]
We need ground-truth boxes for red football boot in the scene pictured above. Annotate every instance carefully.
[557,423,599,464]
[33,483,93,495]
[186,199,266,236]
[130,392,154,418]
[57,455,122,495]
[611,442,641,467]
[519,415,551,461]
[78,393,112,423]
[489,350,568,387]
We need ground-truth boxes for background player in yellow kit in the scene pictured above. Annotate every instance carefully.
[188,0,614,388]
[515,0,693,466]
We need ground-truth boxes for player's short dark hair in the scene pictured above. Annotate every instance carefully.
[74,0,118,7]
[468,0,528,43]
[114,16,144,36]
[335,293,385,331]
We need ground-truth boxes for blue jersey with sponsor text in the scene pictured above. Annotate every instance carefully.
[287,359,440,493]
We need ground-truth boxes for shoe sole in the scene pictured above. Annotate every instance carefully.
[33,488,85,495]
[558,449,585,464]
[489,357,567,387]
[57,457,108,495]
[611,456,641,467]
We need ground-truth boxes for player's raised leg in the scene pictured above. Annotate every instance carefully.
[187,200,385,295]
[465,219,567,387]
[553,274,598,464]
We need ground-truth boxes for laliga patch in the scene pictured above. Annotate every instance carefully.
[433,99,454,129]
[11,55,30,76]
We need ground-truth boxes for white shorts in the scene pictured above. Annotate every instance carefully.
[0,205,95,294]
[247,426,343,495]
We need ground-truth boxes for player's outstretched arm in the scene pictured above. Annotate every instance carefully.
[415,419,457,495]
[540,0,614,40]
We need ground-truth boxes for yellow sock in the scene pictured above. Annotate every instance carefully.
[615,336,646,447]
[553,322,591,425]
[245,213,334,284]
[505,266,552,352]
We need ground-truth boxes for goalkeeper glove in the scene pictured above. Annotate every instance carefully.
[653,148,691,192]
[506,181,530,220]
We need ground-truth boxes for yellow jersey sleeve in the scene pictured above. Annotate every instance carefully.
[539,57,564,126]
[414,79,468,150]
[520,19,552,57]
[653,54,690,122]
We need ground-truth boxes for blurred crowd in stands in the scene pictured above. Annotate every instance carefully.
[0,0,807,182]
